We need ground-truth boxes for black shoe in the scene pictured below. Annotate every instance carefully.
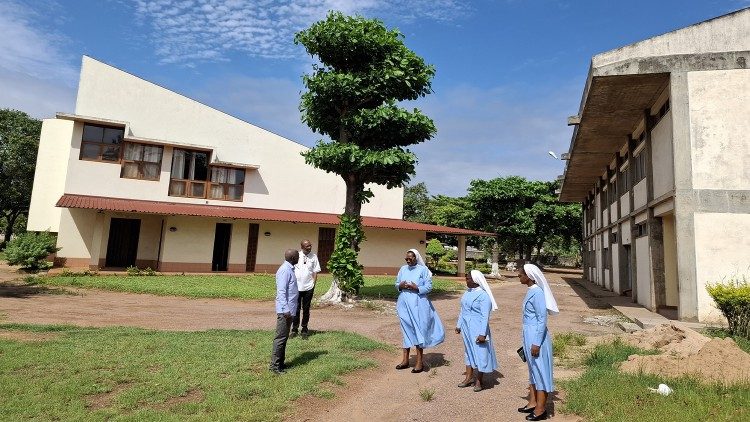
[457,380,473,388]
[301,331,309,339]
[269,367,286,375]
[472,384,483,392]
[518,406,535,413]
[526,411,548,421]
[290,330,298,338]
[411,367,424,373]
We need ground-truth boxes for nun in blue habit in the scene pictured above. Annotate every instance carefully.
[455,270,498,392]
[517,263,559,421]
[394,249,445,373]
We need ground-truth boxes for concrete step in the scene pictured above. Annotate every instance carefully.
[616,321,642,333]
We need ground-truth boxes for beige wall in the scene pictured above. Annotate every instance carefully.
[635,235,652,310]
[359,228,425,271]
[68,57,403,219]
[56,208,97,262]
[612,242,620,293]
[159,216,219,265]
[633,179,647,209]
[619,193,630,218]
[693,212,750,323]
[651,111,674,198]
[688,69,750,190]
[27,119,75,232]
[662,214,679,307]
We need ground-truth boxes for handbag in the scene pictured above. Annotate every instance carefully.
[517,346,526,363]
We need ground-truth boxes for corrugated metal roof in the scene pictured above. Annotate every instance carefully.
[56,194,494,236]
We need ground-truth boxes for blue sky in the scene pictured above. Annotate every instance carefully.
[0,0,745,196]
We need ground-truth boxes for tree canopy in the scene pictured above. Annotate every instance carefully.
[0,109,41,248]
[295,12,435,297]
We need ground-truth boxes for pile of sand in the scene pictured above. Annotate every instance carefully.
[619,324,750,385]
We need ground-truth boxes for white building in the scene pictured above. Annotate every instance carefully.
[559,8,750,322]
[28,56,487,275]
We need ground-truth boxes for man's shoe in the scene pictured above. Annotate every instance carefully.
[269,367,286,375]
[290,330,298,338]
[301,331,309,339]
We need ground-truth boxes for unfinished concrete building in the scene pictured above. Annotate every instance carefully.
[559,8,750,323]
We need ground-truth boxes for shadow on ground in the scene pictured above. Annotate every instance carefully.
[0,282,72,298]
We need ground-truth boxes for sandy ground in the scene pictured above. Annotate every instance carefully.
[0,266,622,421]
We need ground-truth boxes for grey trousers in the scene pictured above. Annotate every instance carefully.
[270,313,292,370]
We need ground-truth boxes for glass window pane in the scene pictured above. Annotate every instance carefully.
[81,143,100,159]
[193,152,208,181]
[190,182,205,198]
[82,125,104,142]
[211,167,227,183]
[103,128,124,144]
[227,186,243,200]
[123,143,142,161]
[142,163,160,180]
[209,184,224,199]
[143,145,162,163]
[171,149,187,179]
[121,162,140,178]
[169,180,186,196]
[228,169,244,184]
[101,145,120,161]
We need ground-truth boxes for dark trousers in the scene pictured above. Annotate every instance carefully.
[292,288,315,332]
[270,313,292,370]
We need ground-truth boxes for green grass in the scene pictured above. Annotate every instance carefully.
[0,250,5,261]
[552,331,586,358]
[704,327,750,354]
[0,323,386,421]
[38,273,463,301]
[561,339,750,422]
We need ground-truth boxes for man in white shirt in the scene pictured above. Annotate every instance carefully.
[292,239,321,339]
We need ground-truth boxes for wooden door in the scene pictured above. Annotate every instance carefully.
[245,223,259,272]
[212,223,232,271]
[105,218,141,268]
[317,227,336,273]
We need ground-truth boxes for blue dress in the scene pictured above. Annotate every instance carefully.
[457,288,498,373]
[395,264,445,349]
[522,285,554,392]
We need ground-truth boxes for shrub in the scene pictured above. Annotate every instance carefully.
[4,231,59,271]
[425,239,445,268]
[126,266,142,276]
[59,269,98,277]
[706,276,750,339]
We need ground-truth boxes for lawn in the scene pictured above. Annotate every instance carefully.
[561,340,750,421]
[39,273,464,300]
[0,324,387,421]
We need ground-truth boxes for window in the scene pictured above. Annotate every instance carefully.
[121,143,163,180]
[80,123,123,162]
[608,180,618,205]
[618,164,630,194]
[635,222,648,238]
[169,149,209,198]
[611,232,618,244]
[633,152,647,184]
[209,167,245,201]
[603,248,610,269]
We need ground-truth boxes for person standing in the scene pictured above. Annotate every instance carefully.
[395,248,445,373]
[456,270,498,392]
[292,239,321,339]
[270,249,299,374]
[517,263,559,421]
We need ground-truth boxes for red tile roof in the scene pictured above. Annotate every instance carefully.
[56,194,494,236]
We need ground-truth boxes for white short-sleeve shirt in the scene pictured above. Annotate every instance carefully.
[294,251,321,291]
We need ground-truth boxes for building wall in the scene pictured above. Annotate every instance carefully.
[693,212,750,323]
[27,119,75,232]
[688,69,750,190]
[662,214,679,307]
[633,179,647,209]
[651,111,674,198]
[635,235,652,310]
[56,208,97,267]
[69,57,403,219]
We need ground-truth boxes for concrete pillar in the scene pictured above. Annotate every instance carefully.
[644,109,666,311]
[457,235,466,277]
[627,136,638,302]
[89,212,106,270]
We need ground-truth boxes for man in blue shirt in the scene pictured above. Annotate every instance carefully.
[270,249,300,374]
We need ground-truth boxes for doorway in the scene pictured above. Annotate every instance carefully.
[245,223,259,272]
[622,245,632,296]
[317,227,336,273]
[212,223,232,271]
[105,218,141,268]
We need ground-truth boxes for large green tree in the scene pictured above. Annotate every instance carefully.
[0,109,41,248]
[403,182,430,222]
[295,12,435,300]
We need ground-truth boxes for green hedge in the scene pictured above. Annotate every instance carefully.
[706,275,750,339]
[4,231,59,271]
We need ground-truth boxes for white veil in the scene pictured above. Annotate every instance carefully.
[470,270,498,311]
[523,264,559,315]
[408,248,433,277]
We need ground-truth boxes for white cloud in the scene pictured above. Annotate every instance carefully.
[0,0,77,117]
[131,0,468,65]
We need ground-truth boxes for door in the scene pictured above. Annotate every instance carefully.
[622,245,632,293]
[245,223,259,272]
[105,218,141,268]
[317,227,336,273]
[212,223,232,271]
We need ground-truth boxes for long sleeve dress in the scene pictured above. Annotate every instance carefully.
[522,284,554,392]
[395,264,445,349]
[457,287,498,373]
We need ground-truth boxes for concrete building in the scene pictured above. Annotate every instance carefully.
[559,8,750,323]
[27,56,487,275]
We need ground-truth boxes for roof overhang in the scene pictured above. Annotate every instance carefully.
[559,51,750,202]
[56,194,494,236]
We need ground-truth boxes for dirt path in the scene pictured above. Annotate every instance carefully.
[0,266,620,421]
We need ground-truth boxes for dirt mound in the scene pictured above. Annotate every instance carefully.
[619,324,750,385]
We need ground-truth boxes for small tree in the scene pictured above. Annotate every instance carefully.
[295,12,436,302]
[4,231,59,271]
[706,276,750,339]
[425,239,445,269]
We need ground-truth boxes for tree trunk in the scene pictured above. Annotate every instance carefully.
[524,245,532,261]
[1,211,19,249]
[490,239,500,277]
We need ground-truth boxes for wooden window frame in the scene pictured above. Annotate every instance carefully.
[79,123,124,163]
[120,142,164,181]
[208,166,245,202]
[169,148,211,199]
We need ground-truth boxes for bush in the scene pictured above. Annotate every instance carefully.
[3,231,59,271]
[125,266,160,276]
[706,276,750,339]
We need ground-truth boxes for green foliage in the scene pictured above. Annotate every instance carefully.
[296,12,435,296]
[403,182,430,222]
[706,276,750,339]
[59,269,98,277]
[552,332,587,358]
[327,215,366,296]
[4,231,58,271]
[125,266,160,277]
[419,387,435,402]
[0,109,42,247]
[425,239,445,268]
[0,324,385,420]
